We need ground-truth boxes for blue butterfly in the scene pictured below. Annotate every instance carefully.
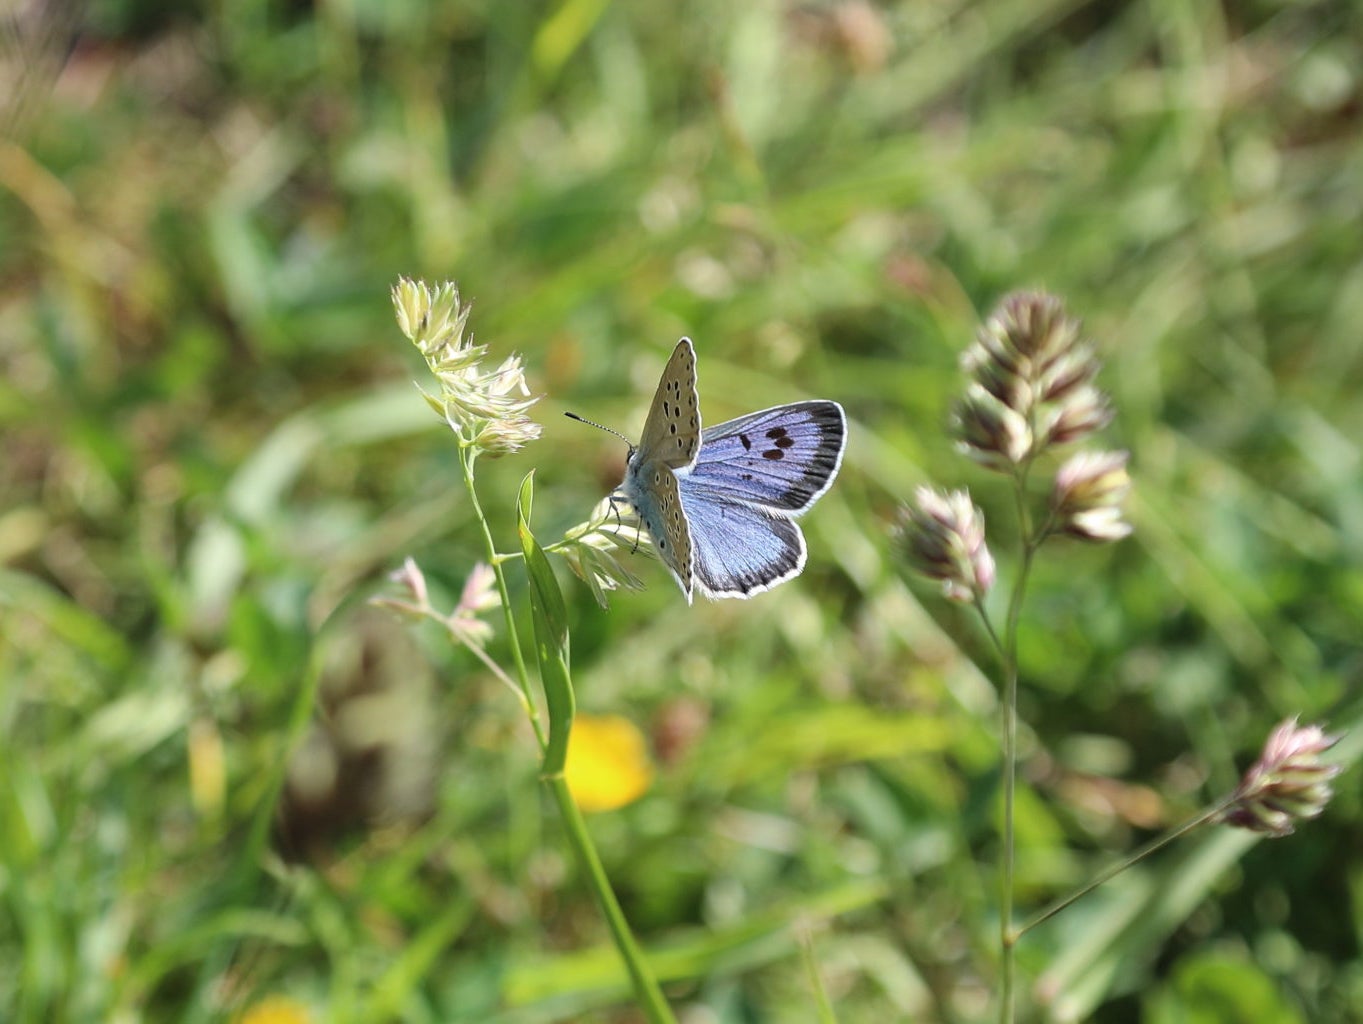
[574,338,847,603]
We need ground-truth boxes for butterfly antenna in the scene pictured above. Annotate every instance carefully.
[564,411,633,449]
[566,413,639,551]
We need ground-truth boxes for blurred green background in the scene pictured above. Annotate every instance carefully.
[3,0,1362,1021]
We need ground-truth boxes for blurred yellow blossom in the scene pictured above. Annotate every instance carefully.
[236,996,312,1024]
[187,717,225,820]
[565,714,654,812]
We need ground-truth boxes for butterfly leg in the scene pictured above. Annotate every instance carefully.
[607,493,640,553]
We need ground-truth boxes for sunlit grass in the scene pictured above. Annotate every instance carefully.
[2,1,1361,1020]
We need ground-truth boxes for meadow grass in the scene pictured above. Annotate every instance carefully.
[2,1,1361,1021]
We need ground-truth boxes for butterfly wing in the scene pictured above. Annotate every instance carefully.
[686,401,846,515]
[637,338,701,470]
[677,483,806,599]
[622,457,695,604]
[617,338,702,601]
[614,344,843,602]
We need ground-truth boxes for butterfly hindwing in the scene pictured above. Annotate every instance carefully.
[678,485,806,599]
[637,338,701,470]
[687,400,846,514]
[622,456,694,603]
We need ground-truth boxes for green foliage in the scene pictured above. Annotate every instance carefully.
[2,0,1361,1021]
[1145,947,1306,1024]
[517,471,574,775]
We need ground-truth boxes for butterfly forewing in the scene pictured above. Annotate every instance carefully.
[637,338,701,470]
[687,401,846,514]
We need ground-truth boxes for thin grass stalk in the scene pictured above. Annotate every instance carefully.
[458,447,546,752]
[998,464,1039,1024]
[546,775,677,1023]
[459,449,674,1021]
[1017,797,1237,937]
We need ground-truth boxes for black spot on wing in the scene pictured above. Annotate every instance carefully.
[692,401,847,511]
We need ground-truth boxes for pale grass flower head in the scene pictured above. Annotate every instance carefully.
[392,278,472,360]
[553,497,647,609]
[898,487,995,603]
[1222,717,1343,837]
[391,277,542,457]
[955,292,1112,470]
[456,561,500,616]
[371,557,499,647]
[447,562,500,646]
[370,556,432,620]
[1050,449,1133,542]
[955,383,1033,471]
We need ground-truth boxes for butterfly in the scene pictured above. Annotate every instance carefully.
[572,338,847,603]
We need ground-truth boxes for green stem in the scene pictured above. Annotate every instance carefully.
[546,775,677,1023]
[998,466,1040,1024]
[1017,796,1237,937]
[458,446,546,752]
[456,448,670,1019]
[454,628,532,708]
[998,609,1019,1024]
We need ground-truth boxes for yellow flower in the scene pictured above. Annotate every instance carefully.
[236,996,311,1024]
[187,717,225,820]
[565,714,654,812]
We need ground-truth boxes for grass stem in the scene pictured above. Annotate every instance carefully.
[459,449,672,1020]
[1017,798,1236,937]
[459,446,546,752]
[546,775,678,1023]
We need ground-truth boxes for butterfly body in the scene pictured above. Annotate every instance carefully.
[617,338,846,603]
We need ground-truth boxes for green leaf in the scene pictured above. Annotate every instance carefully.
[517,471,574,775]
